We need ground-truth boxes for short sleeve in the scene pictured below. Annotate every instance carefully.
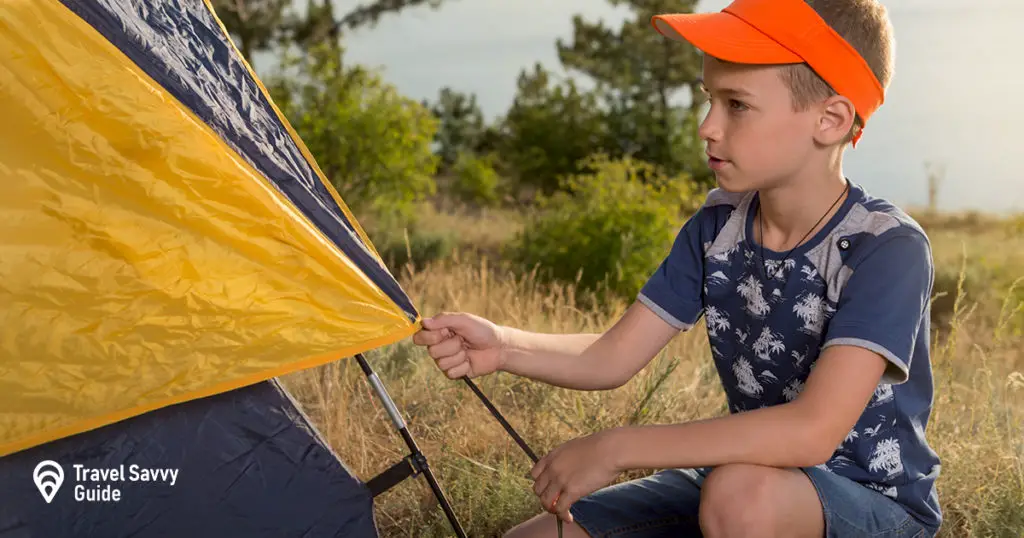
[637,209,707,331]
[822,231,934,384]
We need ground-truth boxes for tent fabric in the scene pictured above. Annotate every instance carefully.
[59,0,416,320]
[0,379,381,538]
[0,0,420,458]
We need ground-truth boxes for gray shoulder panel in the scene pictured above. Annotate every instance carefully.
[705,191,755,260]
[804,202,905,303]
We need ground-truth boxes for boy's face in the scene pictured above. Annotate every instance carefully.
[698,55,821,192]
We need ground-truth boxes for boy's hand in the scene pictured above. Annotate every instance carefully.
[530,429,624,523]
[412,312,507,379]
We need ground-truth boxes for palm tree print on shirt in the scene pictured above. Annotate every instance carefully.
[752,327,786,361]
[733,358,763,397]
[870,384,895,407]
[865,482,899,499]
[782,379,805,401]
[793,292,835,335]
[737,274,771,317]
[763,258,796,280]
[705,306,731,338]
[868,437,905,479]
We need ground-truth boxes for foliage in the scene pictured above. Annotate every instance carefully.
[267,45,439,224]
[450,152,502,206]
[499,64,609,195]
[426,87,487,170]
[213,0,455,60]
[506,155,705,302]
[370,225,457,272]
[556,0,714,188]
[210,0,290,61]
[333,0,449,31]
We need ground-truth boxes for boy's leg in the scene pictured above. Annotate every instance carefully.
[699,463,824,537]
[700,463,933,538]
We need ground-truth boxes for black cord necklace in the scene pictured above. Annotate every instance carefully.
[759,180,849,280]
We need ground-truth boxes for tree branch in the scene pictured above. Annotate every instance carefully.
[335,0,450,31]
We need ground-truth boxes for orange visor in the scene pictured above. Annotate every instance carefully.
[652,0,885,146]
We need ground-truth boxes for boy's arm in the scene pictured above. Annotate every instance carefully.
[499,203,714,391]
[608,344,888,470]
[499,301,682,391]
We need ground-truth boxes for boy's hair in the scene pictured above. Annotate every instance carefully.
[781,0,895,143]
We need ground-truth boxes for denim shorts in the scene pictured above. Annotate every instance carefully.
[568,467,936,538]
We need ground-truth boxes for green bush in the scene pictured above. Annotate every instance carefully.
[370,226,456,272]
[500,63,609,196]
[451,152,502,206]
[267,44,439,223]
[505,154,704,302]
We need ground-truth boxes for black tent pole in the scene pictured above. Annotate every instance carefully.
[355,353,467,538]
[461,377,563,538]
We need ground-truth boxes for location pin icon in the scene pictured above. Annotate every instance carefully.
[33,460,64,503]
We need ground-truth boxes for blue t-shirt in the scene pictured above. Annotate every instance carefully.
[638,181,942,530]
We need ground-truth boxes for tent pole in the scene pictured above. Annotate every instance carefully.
[355,353,467,538]
[461,377,564,538]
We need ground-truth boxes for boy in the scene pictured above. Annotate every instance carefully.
[412,0,942,536]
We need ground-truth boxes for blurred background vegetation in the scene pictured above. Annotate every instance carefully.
[213,0,720,303]
[214,1,1023,536]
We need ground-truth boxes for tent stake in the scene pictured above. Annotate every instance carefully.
[356,353,467,538]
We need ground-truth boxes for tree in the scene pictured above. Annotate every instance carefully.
[426,87,486,170]
[333,0,449,30]
[213,0,456,62]
[210,0,290,61]
[267,45,439,223]
[556,0,713,186]
[500,63,609,195]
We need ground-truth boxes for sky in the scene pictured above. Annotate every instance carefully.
[257,0,1024,213]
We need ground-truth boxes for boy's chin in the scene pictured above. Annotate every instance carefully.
[713,172,756,193]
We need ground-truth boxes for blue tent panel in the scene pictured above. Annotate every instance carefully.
[0,379,379,538]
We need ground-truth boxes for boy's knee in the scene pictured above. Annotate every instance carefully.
[699,464,780,538]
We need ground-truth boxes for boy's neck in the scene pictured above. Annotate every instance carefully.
[756,166,850,252]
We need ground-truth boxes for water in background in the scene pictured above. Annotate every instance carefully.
[328,0,1024,213]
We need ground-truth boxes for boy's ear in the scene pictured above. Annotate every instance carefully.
[815,95,857,146]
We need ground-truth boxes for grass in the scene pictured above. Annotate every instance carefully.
[280,209,1024,538]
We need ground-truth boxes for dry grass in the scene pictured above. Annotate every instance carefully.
[280,217,1024,538]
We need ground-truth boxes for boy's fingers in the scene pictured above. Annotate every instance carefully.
[530,455,548,480]
[436,351,466,372]
[413,326,456,347]
[427,336,462,360]
[532,469,551,497]
[422,313,466,332]
[539,483,561,514]
[446,361,471,380]
[412,329,441,347]
[556,491,576,522]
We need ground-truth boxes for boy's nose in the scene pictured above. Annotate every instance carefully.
[698,108,722,142]
[698,118,721,143]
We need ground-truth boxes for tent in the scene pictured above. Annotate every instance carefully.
[0,0,499,536]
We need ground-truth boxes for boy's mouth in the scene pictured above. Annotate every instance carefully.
[707,152,729,170]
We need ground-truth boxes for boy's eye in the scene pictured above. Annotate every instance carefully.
[729,99,748,111]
